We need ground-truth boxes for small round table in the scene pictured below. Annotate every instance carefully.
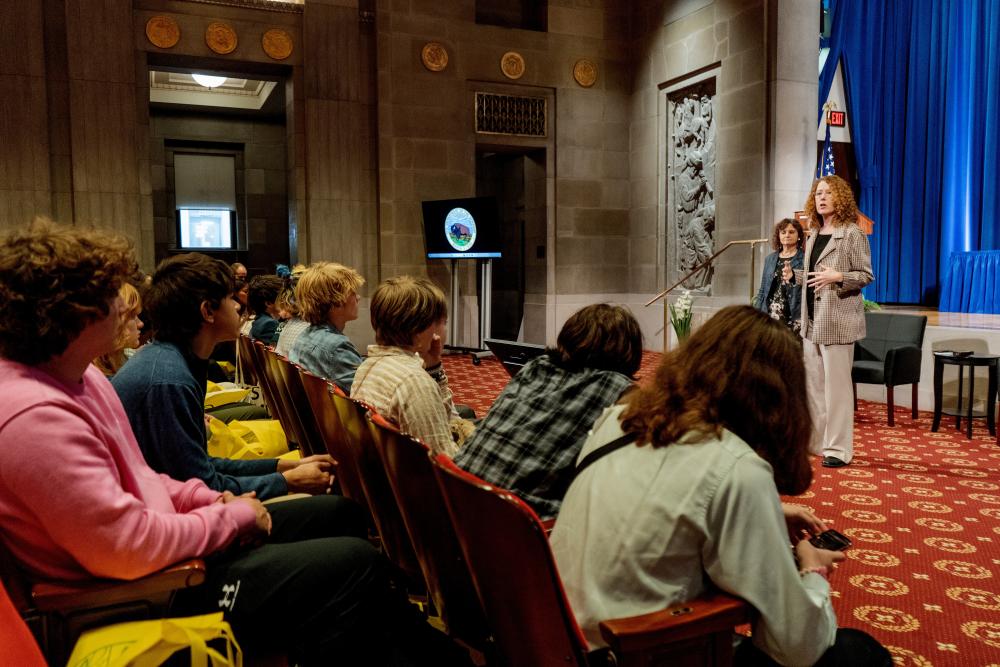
[931,352,1000,439]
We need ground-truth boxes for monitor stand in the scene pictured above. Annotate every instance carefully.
[444,258,495,365]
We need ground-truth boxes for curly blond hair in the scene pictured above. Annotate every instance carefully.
[0,218,136,364]
[803,175,858,229]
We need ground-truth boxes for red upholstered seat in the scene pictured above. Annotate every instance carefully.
[367,412,490,650]
[431,453,749,667]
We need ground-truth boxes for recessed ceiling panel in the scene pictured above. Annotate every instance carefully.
[149,70,277,111]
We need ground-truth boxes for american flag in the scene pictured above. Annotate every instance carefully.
[817,121,835,178]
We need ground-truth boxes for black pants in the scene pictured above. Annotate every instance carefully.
[175,495,470,667]
[206,401,270,423]
[735,628,892,667]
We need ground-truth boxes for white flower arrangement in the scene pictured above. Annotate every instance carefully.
[669,290,694,343]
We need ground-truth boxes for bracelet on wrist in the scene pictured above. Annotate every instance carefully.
[799,566,829,580]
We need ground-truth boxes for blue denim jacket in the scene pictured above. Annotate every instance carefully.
[289,324,363,393]
[754,249,804,321]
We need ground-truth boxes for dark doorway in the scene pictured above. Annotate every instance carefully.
[476,148,546,341]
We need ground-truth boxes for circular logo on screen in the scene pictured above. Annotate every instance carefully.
[444,208,477,252]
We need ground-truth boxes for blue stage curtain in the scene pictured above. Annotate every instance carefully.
[818,0,1000,308]
[940,251,1000,313]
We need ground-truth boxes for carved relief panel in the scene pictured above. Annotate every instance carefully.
[667,79,716,293]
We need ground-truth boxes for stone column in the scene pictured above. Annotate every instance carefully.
[765,0,819,231]
[300,0,379,285]
[64,0,144,251]
[0,2,53,232]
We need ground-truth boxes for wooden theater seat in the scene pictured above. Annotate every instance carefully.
[431,454,750,667]
[367,413,491,651]
[0,537,205,665]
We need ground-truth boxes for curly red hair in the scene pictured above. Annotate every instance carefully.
[803,175,858,229]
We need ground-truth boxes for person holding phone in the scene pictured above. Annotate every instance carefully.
[783,175,873,468]
[551,306,890,666]
[754,218,804,333]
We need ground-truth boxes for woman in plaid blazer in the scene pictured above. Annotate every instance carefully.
[784,175,873,467]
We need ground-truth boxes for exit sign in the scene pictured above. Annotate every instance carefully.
[827,110,846,127]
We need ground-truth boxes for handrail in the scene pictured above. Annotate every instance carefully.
[644,238,769,307]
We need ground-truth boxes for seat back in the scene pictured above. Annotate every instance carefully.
[431,454,590,667]
[246,338,281,420]
[330,392,423,585]
[299,369,372,514]
[235,334,259,387]
[0,581,45,667]
[857,312,927,361]
[272,354,324,457]
[367,414,490,648]
[257,344,308,451]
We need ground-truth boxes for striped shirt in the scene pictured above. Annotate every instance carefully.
[351,345,460,457]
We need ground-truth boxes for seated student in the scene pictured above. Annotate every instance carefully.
[273,284,309,358]
[0,221,471,667]
[247,274,284,346]
[351,276,474,456]
[93,281,144,376]
[550,306,890,667]
[454,304,641,520]
[289,261,365,392]
[113,254,335,500]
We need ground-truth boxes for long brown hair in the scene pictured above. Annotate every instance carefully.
[620,305,813,495]
[804,175,858,229]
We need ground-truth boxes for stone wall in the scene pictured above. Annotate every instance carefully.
[626,0,818,349]
[0,0,818,352]
[376,0,633,346]
[149,111,289,272]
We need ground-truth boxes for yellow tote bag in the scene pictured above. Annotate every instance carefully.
[66,613,242,667]
[204,381,251,409]
[206,417,288,460]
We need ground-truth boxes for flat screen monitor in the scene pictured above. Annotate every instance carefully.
[422,197,502,259]
[176,208,236,251]
[484,338,547,377]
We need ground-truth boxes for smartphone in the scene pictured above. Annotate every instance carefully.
[810,529,852,551]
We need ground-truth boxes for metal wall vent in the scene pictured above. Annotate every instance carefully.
[475,92,547,137]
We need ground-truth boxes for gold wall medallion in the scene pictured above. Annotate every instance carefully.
[573,58,598,88]
[145,16,180,49]
[205,22,238,55]
[500,51,525,80]
[421,42,449,72]
[262,28,293,60]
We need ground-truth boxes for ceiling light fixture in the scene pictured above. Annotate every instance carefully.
[192,73,226,89]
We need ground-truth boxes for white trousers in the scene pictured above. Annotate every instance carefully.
[803,341,855,462]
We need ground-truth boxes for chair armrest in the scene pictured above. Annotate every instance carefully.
[598,591,749,654]
[884,345,922,384]
[540,518,556,535]
[32,559,206,613]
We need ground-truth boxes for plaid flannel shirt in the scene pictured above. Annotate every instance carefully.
[453,354,633,520]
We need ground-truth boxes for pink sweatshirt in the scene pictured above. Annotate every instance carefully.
[0,359,257,582]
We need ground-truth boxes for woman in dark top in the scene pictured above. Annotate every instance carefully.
[782,175,873,469]
[754,218,804,333]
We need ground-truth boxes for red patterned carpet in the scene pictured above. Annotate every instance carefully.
[442,351,1000,667]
